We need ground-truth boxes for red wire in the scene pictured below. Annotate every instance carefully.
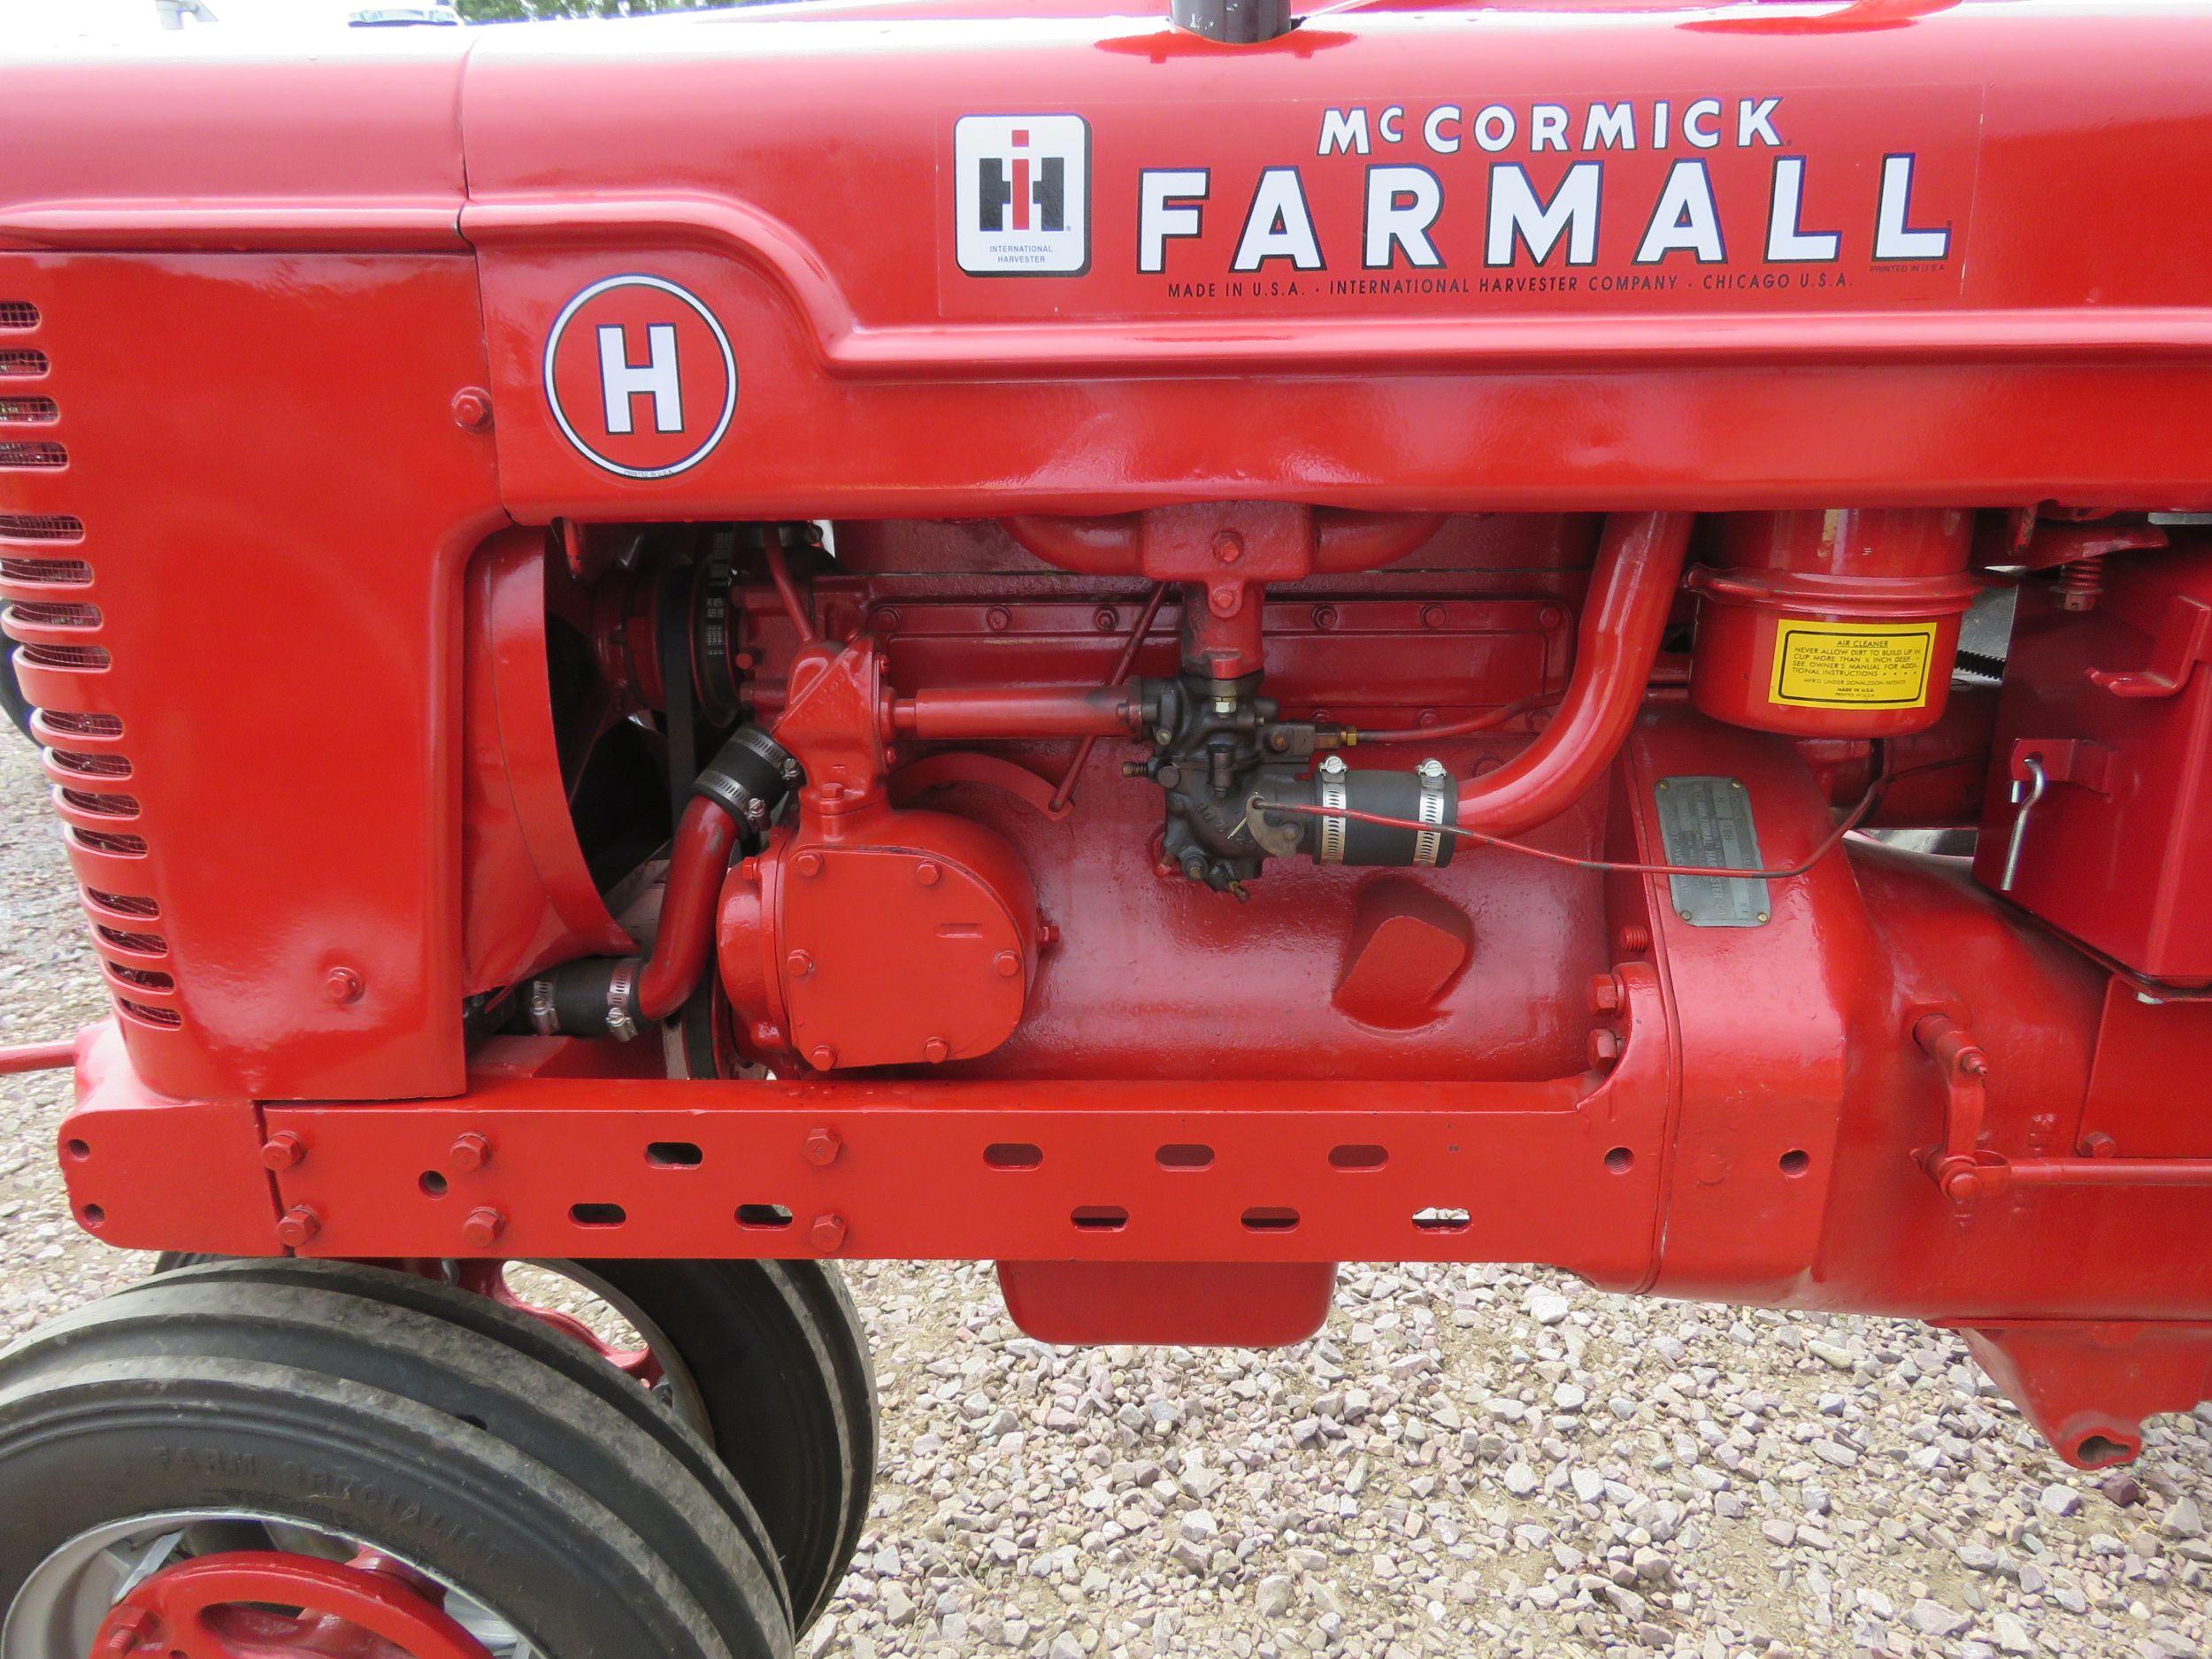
[1256,755,1982,882]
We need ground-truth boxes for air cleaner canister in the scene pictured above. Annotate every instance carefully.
[1687,509,1978,737]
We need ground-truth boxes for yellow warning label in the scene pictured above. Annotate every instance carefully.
[1770,620,1938,709]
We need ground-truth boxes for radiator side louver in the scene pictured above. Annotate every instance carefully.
[0,302,182,1034]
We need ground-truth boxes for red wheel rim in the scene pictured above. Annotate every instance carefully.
[451,1260,666,1388]
[88,1551,498,1659]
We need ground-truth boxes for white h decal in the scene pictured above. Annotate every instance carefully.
[598,323,683,435]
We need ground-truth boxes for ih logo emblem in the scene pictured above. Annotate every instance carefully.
[543,275,737,480]
[956,114,1090,276]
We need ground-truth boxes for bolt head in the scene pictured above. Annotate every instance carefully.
[803,1126,841,1166]
[259,1131,305,1172]
[449,387,494,431]
[786,949,815,977]
[275,1205,321,1248]
[325,967,364,1006]
[449,1132,490,1173]
[1211,529,1245,565]
[811,1212,848,1253]
[986,606,1012,632]
[1319,754,1348,777]
[1941,1168,1984,1203]
[742,797,769,825]
[793,850,824,879]
[922,1036,950,1064]
[1588,1028,1624,1066]
[994,950,1023,979]
[915,861,941,887]
[810,1045,838,1071]
[1416,757,1448,781]
[1587,973,1624,1016]
[461,1206,506,1248]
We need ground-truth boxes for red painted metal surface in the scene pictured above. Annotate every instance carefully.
[1947,1323,2212,1471]
[998,1261,1338,1348]
[11,0,2212,1467]
[91,1551,495,1659]
[635,797,741,1022]
[1688,508,1977,737]
[1974,545,2212,982]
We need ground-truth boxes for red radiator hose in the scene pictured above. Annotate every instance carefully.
[631,795,741,1022]
[1457,511,1693,834]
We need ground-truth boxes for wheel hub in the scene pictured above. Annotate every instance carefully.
[88,1552,495,1659]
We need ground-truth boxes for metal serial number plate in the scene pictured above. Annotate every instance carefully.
[1655,775,1771,929]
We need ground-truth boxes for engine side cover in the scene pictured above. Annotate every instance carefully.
[720,806,1037,1071]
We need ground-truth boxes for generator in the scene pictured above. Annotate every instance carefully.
[4,1,2212,1653]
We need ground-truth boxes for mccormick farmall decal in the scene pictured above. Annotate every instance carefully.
[946,90,1980,315]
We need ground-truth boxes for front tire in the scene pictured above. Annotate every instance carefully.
[0,1262,793,1659]
[155,1252,877,1632]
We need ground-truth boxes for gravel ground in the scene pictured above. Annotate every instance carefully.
[4,730,2209,1658]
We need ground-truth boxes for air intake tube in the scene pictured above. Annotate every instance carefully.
[527,726,795,1038]
[1276,756,1460,868]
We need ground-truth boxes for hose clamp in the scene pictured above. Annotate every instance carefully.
[1414,757,1449,869]
[526,978,559,1038]
[1317,754,1348,865]
[606,959,641,1041]
[690,769,754,824]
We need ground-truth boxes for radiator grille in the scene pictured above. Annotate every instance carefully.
[0,304,177,1032]
[39,710,122,737]
[70,828,149,857]
[0,557,92,586]
[17,642,110,670]
[61,788,141,819]
[50,749,131,779]
[0,514,84,541]
[96,925,167,956]
[106,962,174,992]
[84,887,158,918]
[7,601,100,628]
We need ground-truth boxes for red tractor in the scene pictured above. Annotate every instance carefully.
[4,0,2212,1652]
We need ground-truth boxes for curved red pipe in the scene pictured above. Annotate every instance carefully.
[1457,511,1693,834]
[1002,514,1141,574]
[1313,509,1448,572]
[634,795,742,1021]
